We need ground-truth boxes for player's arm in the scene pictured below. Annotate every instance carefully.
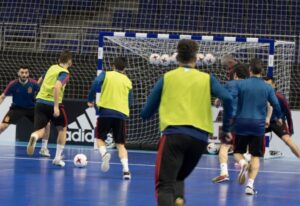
[278,94,294,135]
[141,77,163,119]
[0,80,15,104]
[268,87,282,123]
[53,72,69,117]
[87,72,106,107]
[210,75,233,133]
[37,73,46,85]
[128,90,133,107]
[265,102,273,128]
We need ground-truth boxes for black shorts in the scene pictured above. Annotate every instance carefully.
[2,107,34,124]
[234,135,265,157]
[96,117,127,144]
[34,102,67,131]
[265,121,289,138]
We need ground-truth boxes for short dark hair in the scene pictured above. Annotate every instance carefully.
[249,58,264,75]
[233,63,250,79]
[114,57,127,71]
[58,50,72,64]
[19,66,29,70]
[176,39,199,64]
[263,76,275,83]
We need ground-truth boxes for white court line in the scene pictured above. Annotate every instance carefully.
[0,156,299,175]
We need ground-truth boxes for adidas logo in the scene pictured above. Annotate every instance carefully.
[67,108,97,143]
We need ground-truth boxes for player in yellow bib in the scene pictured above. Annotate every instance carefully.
[27,51,72,167]
[141,39,233,206]
[88,57,133,180]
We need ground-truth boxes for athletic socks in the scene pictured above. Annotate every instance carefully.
[121,158,129,172]
[55,144,64,159]
[99,146,107,157]
[42,139,48,149]
[220,163,228,176]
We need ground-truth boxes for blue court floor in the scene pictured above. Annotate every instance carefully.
[0,143,299,206]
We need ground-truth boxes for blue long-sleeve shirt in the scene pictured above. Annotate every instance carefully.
[87,71,133,120]
[235,76,282,136]
[224,80,240,117]
[141,75,233,142]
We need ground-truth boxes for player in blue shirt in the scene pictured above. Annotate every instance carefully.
[233,59,282,195]
[264,77,300,158]
[212,63,250,183]
[0,66,51,157]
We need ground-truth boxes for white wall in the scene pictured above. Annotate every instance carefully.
[0,97,16,145]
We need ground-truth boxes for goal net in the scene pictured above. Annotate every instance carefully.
[99,32,295,149]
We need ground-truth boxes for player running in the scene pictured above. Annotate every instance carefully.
[263,77,300,158]
[87,57,133,180]
[212,63,250,183]
[141,39,233,206]
[0,66,51,157]
[233,59,282,195]
[26,51,72,167]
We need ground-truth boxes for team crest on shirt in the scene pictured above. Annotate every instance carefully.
[27,87,33,94]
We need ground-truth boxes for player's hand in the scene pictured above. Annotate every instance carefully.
[214,98,221,108]
[53,106,60,117]
[276,118,283,126]
[225,132,233,142]
[265,118,270,128]
[87,102,94,107]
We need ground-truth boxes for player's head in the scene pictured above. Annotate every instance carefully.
[221,54,239,80]
[249,58,264,75]
[58,50,72,68]
[176,39,199,66]
[233,63,250,80]
[18,66,29,83]
[263,76,276,88]
[113,57,127,71]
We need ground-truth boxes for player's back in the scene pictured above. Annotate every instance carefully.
[224,80,240,117]
[235,76,273,136]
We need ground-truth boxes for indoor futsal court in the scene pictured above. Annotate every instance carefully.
[0,142,299,206]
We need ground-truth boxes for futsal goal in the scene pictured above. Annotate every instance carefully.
[98,31,295,157]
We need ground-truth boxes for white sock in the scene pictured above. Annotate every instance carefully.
[55,144,64,159]
[42,139,48,148]
[99,146,107,157]
[220,163,228,176]
[239,159,248,167]
[247,178,254,188]
[121,158,129,172]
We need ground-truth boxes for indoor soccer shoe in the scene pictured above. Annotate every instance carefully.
[52,157,65,167]
[245,186,258,195]
[238,163,249,185]
[39,147,51,157]
[27,136,37,156]
[212,175,230,183]
[101,152,111,172]
[123,171,131,180]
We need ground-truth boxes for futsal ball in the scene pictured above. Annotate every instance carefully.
[149,53,161,65]
[196,53,205,66]
[207,143,219,154]
[160,54,170,66]
[203,53,216,65]
[169,52,178,65]
[73,154,88,168]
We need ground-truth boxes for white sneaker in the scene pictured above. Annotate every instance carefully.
[101,152,111,172]
[238,163,249,185]
[39,147,51,157]
[245,186,258,195]
[123,171,131,180]
[52,157,65,167]
[27,136,37,156]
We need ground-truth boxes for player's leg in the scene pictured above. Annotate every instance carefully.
[155,135,185,206]
[212,133,233,183]
[51,105,68,167]
[281,135,300,158]
[0,108,23,134]
[233,135,250,185]
[27,103,50,155]
[175,137,207,206]
[39,122,51,157]
[95,117,112,172]
[112,118,131,179]
[245,135,264,195]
